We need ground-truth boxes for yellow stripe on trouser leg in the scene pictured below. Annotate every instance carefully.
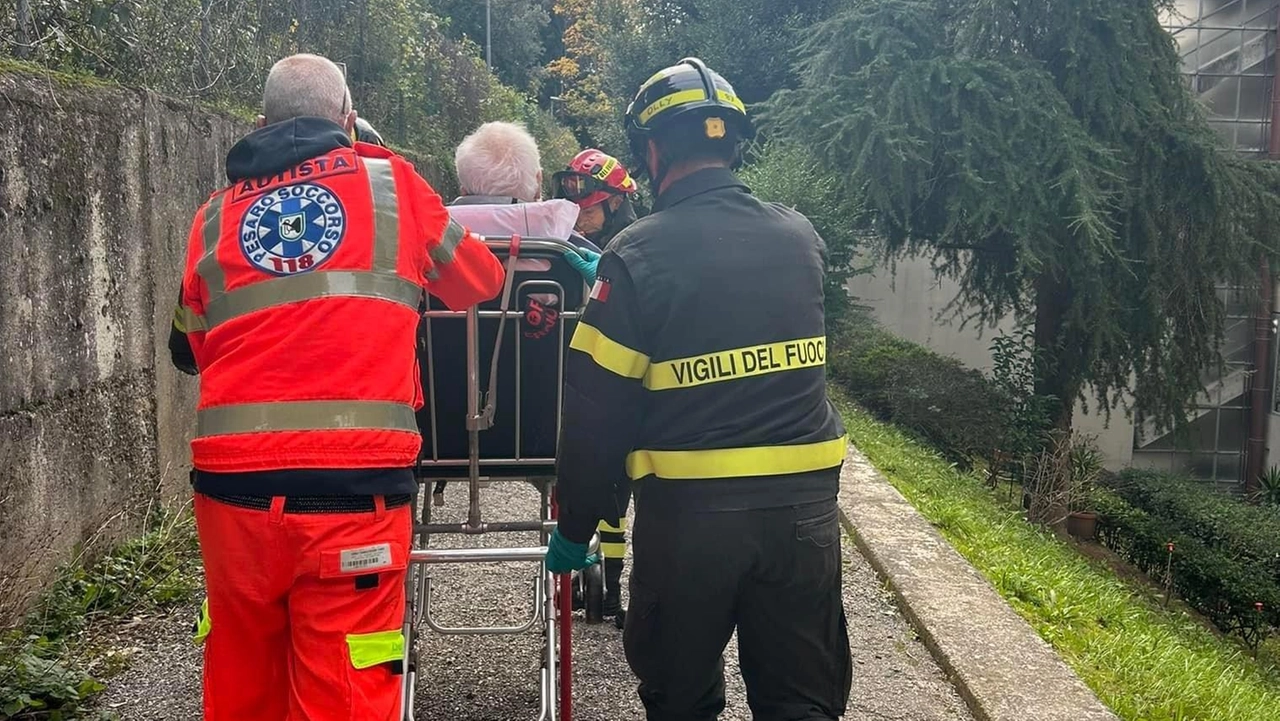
[598,518,626,534]
[193,596,212,645]
[600,542,627,559]
[346,630,405,670]
[598,518,627,560]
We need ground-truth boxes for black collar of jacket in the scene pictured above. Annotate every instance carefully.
[450,195,522,205]
[653,167,748,212]
[225,117,353,183]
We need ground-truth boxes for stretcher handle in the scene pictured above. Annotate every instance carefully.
[469,233,521,432]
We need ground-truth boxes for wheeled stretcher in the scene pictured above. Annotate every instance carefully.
[401,235,604,721]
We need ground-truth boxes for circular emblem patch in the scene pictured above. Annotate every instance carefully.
[239,183,346,275]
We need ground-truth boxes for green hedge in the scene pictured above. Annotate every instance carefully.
[1097,469,1280,646]
[827,313,1011,466]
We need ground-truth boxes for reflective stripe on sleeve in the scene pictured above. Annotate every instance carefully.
[625,436,848,481]
[174,305,208,333]
[197,400,419,437]
[568,323,649,379]
[429,219,468,267]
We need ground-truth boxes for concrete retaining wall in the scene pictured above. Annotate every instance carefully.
[0,70,243,624]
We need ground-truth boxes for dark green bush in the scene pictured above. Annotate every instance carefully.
[1096,469,1280,648]
[828,313,1010,466]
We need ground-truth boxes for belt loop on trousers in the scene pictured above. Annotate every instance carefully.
[269,496,286,524]
[373,495,386,521]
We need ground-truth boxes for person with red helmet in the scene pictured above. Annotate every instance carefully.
[550,148,640,627]
[554,149,639,249]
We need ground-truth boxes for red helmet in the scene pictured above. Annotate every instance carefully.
[552,149,638,209]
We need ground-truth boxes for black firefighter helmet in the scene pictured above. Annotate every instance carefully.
[623,57,752,173]
[354,117,386,147]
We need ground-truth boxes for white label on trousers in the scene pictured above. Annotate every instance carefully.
[340,543,393,573]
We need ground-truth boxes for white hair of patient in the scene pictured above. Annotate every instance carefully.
[455,121,543,202]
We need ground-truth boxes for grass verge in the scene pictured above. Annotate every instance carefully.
[1,502,201,720]
[833,391,1280,721]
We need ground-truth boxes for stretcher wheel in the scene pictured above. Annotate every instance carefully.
[581,563,605,625]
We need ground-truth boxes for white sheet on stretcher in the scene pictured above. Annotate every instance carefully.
[447,199,581,273]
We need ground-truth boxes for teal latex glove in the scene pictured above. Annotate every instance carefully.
[563,248,601,286]
[545,528,598,574]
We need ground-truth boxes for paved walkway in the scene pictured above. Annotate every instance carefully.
[94,483,972,720]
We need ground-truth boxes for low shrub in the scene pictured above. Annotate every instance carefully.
[827,312,1010,466]
[0,506,198,719]
[1097,469,1280,649]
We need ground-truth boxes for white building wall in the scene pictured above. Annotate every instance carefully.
[849,254,1136,471]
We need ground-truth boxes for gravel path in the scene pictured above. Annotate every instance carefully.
[94,483,973,721]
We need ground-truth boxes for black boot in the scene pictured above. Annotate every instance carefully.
[603,557,625,620]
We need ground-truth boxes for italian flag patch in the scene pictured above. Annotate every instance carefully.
[589,277,611,303]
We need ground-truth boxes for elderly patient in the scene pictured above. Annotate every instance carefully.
[448,121,598,253]
[424,121,596,505]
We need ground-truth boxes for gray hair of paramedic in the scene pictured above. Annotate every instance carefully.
[261,53,354,126]
[454,121,543,202]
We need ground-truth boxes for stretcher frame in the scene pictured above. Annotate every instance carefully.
[401,235,598,721]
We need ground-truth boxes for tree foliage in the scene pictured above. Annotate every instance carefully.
[766,0,1280,432]
[540,0,849,158]
[429,0,552,91]
[0,0,577,195]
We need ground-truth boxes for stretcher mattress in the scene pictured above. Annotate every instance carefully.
[415,243,585,479]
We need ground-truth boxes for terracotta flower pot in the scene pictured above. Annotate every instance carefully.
[1067,511,1097,540]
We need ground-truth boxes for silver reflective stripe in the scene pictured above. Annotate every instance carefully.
[176,306,208,333]
[430,219,467,266]
[203,271,423,328]
[197,400,419,437]
[196,194,227,298]
[364,158,401,273]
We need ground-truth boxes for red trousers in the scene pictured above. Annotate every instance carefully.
[194,493,412,721]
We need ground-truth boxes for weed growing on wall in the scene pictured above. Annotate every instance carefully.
[0,504,199,719]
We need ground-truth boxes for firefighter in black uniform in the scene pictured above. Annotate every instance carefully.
[543,57,852,721]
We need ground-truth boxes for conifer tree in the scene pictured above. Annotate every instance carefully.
[768,0,1280,433]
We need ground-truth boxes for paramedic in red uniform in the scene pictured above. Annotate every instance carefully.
[167,53,505,721]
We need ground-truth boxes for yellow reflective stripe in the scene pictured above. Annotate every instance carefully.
[174,306,208,333]
[569,323,649,379]
[196,195,227,298]
[346,630,405,670]
[637,88,746,125]
[626,436,848,481]
[597,518,627,534]
[202,271,421,328]
[197,400,419,437]
[644,336,826,391]
[364,158,401,273]
[600,542,627,559]
[192,597,211,646]
[716,89,745,114]
[638,88,707,124]
[430,218,467,267]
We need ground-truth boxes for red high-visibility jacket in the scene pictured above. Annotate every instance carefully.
[177,138,504,474]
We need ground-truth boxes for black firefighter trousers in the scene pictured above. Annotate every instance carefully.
[623,497,852,721]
